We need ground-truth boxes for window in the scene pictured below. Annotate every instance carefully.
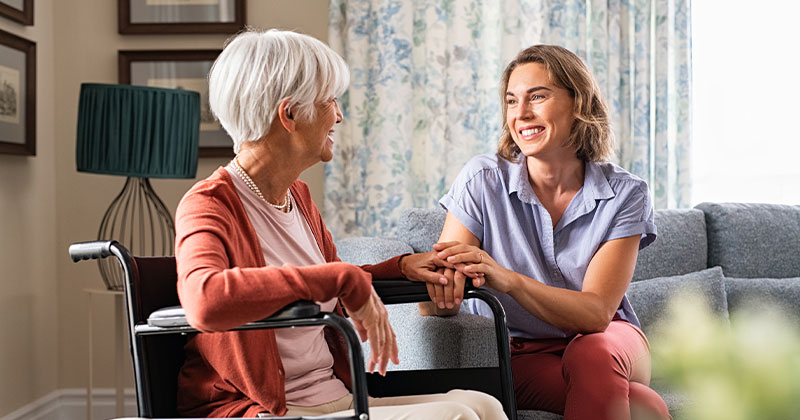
[691,1,800,205]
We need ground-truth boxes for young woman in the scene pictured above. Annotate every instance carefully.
[425,45,671,420]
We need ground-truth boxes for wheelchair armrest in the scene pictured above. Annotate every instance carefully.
[137,299,371,416]
[147,300,321,328]
[372,278,475,305]
[147,306,190,327]
[146,278,467,328]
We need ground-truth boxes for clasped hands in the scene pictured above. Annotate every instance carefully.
[348,241,499,377]
[402,241,504,310]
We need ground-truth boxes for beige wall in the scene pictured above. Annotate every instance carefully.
[1,0,329,416]
[0,0,58,415]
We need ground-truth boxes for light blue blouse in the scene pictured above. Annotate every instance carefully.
[440,153,657,339]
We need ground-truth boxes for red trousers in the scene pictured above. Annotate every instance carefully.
[511,320,671,420]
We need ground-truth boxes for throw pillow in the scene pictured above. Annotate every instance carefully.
[725,277,800,329]
[626,266,729,335]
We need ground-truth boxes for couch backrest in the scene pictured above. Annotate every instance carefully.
[633,208,708,281]
[695,202,800,278]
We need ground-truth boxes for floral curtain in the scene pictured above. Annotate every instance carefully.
[326,0,691,239]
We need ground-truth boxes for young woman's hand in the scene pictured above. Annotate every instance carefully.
[434,241,513,293]
[424,264,483,310]
[348,287,399,375]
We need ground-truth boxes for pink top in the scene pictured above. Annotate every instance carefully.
[226,166,349,407]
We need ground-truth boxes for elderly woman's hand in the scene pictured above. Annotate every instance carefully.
[348,287,399,375]
[400,248,486,312]
[426,264,487,310]
[399,251,451,285]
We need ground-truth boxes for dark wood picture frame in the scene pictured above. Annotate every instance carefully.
[118,0,245,35]
[119,49,232,158]
[0,0,33,26]
[0,28,35,155]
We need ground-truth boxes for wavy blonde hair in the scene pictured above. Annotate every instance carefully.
[498,45,613,162]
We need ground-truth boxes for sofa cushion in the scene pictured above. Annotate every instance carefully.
[651,379,692,419]
[396,207,447,253]
[516,410,563,420]
[335,237,414,265]
[724,277,800,329]
[626,267,729,335]
[633,208,708,281]
[696,202,800,278]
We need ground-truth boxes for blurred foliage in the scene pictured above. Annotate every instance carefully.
[651,294,800,420]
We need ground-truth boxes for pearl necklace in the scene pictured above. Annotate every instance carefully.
[230,158,292,212]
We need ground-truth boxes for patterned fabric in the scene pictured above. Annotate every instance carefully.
[326,0,692,238]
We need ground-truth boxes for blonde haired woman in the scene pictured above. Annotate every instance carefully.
[427,45,671,420]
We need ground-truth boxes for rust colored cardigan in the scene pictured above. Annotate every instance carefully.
[174,168,403,418]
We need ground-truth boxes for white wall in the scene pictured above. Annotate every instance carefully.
[690,0,800,206]
[0,0,58,415]
[1,0,329,416]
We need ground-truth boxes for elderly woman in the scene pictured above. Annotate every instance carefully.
[174,29,506,419]
[424,45,672,420]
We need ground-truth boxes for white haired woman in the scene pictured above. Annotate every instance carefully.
[174,28,507,419]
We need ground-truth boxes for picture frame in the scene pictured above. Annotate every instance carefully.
[0,0,33,26]
[119,49,232,158]
[118,0,245,34]
[0,28,35,156]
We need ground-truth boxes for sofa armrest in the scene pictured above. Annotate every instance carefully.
[338,237,503,371]
[356,303,499,371]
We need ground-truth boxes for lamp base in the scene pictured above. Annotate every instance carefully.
[97,177,175,290]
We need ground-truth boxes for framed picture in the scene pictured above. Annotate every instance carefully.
[0,0,33,26]
[118,0,245,34]
[0,28,35,155]
[119,49,232,158]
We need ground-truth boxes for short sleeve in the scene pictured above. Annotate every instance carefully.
[603,181,657,250]
[439,160,486,242]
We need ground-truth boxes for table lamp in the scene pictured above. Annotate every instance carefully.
[76,83,200,290]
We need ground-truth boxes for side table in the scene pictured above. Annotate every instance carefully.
[85,288,127,420]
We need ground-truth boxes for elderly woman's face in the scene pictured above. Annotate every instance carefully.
[296,97,343,163]
[505,62,575,160]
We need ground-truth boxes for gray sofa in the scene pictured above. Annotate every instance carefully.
[335,202,800,419]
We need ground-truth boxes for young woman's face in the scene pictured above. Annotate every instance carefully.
[505,62,576,160]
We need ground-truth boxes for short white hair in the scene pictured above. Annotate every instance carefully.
[208,28,350,153]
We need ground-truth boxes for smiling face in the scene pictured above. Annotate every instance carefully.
[295,97,342,163]
[505,62,576,161]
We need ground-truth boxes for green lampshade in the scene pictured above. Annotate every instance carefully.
[76,83,199,179]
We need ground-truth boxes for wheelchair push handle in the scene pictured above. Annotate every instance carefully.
[69,240,118,262]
